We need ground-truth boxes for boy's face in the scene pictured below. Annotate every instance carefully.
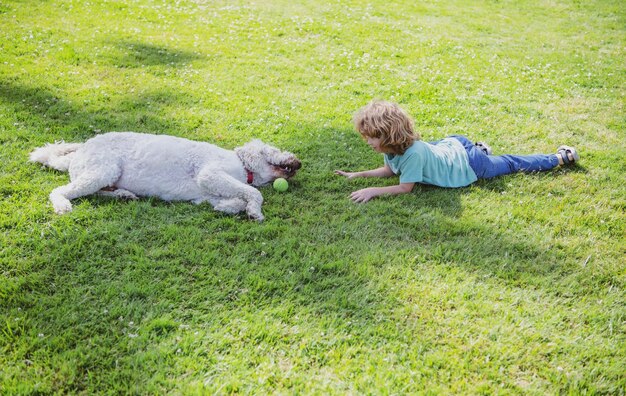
[365,136,385,153]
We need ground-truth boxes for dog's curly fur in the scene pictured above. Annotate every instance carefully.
[30,132,301,221]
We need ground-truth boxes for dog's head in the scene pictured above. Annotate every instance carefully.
[235,140,301,186]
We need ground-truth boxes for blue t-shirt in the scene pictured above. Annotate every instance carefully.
[384,138,478,187]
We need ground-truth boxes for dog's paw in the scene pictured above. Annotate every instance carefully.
[53,200,73,214]
[247,210,264,222]
[245,201,264,221]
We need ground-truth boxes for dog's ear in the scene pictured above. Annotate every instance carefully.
[235,140,267,171]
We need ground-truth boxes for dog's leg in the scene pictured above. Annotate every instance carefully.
[50,169,120,214]
[196,169,264,221]
[212,197,247,214]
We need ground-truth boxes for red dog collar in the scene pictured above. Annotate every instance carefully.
[246,170,254,184]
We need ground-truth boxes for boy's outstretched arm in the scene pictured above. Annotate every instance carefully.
[334,165,394,179]
[335,164,413,202]
[349,183,415,203]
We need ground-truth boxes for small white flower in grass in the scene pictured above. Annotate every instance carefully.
[128,333,138,338]
[38,333,44,337]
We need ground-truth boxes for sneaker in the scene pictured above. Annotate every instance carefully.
[475,141,492,155]
[557,145,579,165]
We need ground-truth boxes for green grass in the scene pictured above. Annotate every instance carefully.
[1,0,624,393]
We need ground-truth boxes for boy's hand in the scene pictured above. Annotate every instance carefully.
[348,183,415,203]
[334,170,358,179]
[349,187,379,203]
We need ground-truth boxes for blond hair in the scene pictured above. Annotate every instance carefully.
[353,100,420,154]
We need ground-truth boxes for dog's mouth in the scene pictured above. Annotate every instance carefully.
[272,160,301,178]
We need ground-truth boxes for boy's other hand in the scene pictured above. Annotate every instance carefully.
[349,188,378,203]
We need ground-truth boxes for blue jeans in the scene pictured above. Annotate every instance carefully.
[449,135,560,179]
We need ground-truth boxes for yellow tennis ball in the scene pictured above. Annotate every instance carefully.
[273,178,288,192]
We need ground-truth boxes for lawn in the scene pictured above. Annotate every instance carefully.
[1,0,624,394]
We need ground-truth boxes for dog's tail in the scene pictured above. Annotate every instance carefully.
[29,141,83,171]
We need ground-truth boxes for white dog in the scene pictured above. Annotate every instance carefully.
[30,132,301,221]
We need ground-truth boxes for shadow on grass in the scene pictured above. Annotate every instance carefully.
[1,43,203,147]
[107,41,203,68]
[0,80,189,146]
